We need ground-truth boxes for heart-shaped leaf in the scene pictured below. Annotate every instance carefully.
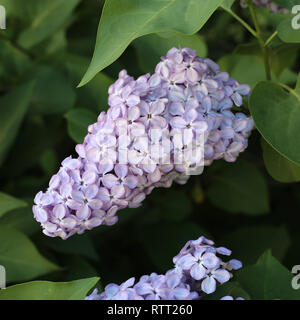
[249,81,300,165]
[278,15,300,43]
[237,250,300,300]
[261,138,300,183]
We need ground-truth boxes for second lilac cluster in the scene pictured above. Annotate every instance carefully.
[85,236,243,300]
[33,47,254,239]
[240,0,290,13]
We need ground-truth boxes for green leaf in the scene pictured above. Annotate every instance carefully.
[30,66,76,115]
[271,44,299,79]
[0,277,99,300]
[61,256,100,283]
[220,0,235,10]
[278,15,300,43]
[0,207,40,236]
[144,189,192,223]
[79,0,223,86]
[39,149,59,176]
[204,282,250,300]
[142,222,210,271]
[0,192,27,218]
[65,54,113,112]
[237,250,300,300]
[261,138,300,183]
[0,82,34,166]
[218,54,266,88]
[0,40,32,78]
[44,30,67,55]
[64,108,98,144]
[17,0,80,48]
[0,226,60,283]
[249,81,300,165]
[134,31,207,73]
[233,43,299,83]
[221,225,291,265]
[207,159,270,215]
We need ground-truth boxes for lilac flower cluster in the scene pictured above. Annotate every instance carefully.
[85,236,243,300]
[220,296,245,300]
[240,0,290,13]
[33,47,254,239]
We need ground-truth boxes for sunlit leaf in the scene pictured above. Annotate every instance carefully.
[79,0,223,86]
[0,277,99,300]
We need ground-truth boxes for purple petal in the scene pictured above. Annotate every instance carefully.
[212,268,231,284]
[186,67,199,82]
[88,199,103,210]
[61,217,77,229]
[53,204,66,220]
[111,185,125,198]
[115,164,128,179]
[83,171,97,185]
[127,95,140,107]
[170,116,186,129]
[201,276,216,294]
[150,100,165,115]
[190,263,206,280]
[128,106,140,121]
[102,174,118,189]
[76,205,91,220]
[124,175,138,189]
[99,158,114,174]
[85,184,98,200]
[173,287,190,299]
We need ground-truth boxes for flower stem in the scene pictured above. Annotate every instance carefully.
[264,31,278,46]
[246,0,271,80]
[223,8,258,38]
[0,32,36,60]
[278,83,300,102]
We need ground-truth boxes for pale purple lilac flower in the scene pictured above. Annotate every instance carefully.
[172,236,242,295]
[85,236,242,300]
[33,47,253,239]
